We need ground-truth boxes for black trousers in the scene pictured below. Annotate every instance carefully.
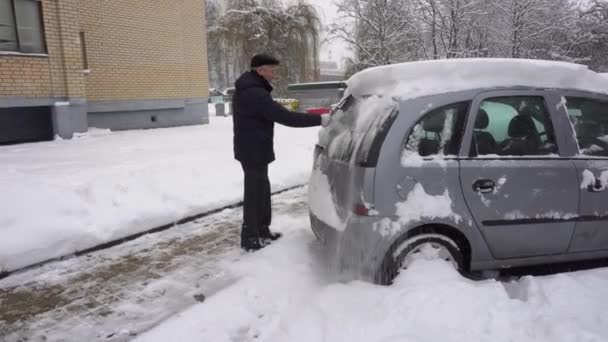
[241,163,272,238]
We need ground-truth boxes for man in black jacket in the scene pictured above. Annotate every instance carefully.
[233,54,330,251]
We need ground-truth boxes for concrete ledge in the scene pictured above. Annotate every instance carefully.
[87,98,189,113]
[0,97,59,108]
[0,97,209,137]
[88,97,209,130]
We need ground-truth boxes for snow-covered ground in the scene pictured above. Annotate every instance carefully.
[135,212,608,342]
[0,115,319,273]
[3,185,608,342]
[3,101,608,342]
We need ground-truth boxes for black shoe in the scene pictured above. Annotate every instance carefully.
[260,226,282,241]
[240,237,266,252]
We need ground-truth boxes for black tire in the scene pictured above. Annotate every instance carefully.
[375,234,465,285]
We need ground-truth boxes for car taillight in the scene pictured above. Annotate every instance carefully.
[353,203,377,216]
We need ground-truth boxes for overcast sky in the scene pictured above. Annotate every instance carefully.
[307,0,350,70]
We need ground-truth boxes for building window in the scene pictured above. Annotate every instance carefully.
[0,0,46,54]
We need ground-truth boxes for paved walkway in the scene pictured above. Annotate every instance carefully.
[0,188,309,342]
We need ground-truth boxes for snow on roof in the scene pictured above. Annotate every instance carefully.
[346,58,608,100]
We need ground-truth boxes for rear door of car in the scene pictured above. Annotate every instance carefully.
[559,92,608,253]
[459,90,580,259]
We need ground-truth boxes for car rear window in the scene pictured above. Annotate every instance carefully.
[318,95,397,165]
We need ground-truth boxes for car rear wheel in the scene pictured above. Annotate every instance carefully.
[375,234,465,285]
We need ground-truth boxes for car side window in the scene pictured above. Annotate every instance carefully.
[404,102,469,157]
[565,97,608,157]
[471,96,558,156]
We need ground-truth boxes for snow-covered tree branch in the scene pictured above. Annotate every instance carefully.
[330,0,608,72]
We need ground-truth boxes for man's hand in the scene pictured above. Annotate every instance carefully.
[321,114,331,127]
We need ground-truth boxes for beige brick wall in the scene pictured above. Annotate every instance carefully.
[78,0,209,101]
[0,0,86,99]
[47,0,87,98]
[1,0,209,101]
[0,56,52,97]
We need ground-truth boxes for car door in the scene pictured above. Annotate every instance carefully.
[459,90,580,259]
[560,93,608,252]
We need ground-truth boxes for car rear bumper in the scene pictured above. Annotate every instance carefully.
[310,212,340,246]
[309,211,389,282]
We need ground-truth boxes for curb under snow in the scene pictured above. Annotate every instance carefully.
[0,184,305,282]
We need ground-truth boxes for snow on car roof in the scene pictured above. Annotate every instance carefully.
[346,58,608,100]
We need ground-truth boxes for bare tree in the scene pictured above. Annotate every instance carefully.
[206,0,321,94]
[488,0,573,58]
[566,0,608,71]
[415,0,488,58]
[329,0,417,71]
[330,0,608,71]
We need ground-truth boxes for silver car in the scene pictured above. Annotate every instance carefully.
[308,59,608,284]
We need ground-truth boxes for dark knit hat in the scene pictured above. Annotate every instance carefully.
[250,54,280,68]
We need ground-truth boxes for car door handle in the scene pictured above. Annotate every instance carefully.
[588,179,605,193]
[473,179,495,193]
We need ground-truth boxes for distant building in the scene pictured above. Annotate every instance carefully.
[319,60,345,82]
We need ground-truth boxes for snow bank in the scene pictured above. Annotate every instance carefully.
[135,213,608,342]
[0,117,319,272]
[308,169,346,231]
[347,59,608,100]
[581,169,596,189]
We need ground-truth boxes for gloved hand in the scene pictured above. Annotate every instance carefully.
[321,114,331,127]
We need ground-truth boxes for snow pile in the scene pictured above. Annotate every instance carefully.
[400,150,425,167]
[535,211,577,220]
[494,176,507,193]
[599,171,608,189]
[0,117,319,272]
[373,217,403,238]
[72,128,113,139]
[581,169,608,191]
[400,151,451,168]
[395,183,462,226]
[505,210,526,220]
[505,210,578,220]
[581,169,596,189]
[347,59,608,100]
[376,182,463,238]
[135,214,608,342]
[308,169,346,231]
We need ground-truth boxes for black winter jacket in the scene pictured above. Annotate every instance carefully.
[232,71,322,165]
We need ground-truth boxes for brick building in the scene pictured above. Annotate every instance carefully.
[0,0,209,144]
